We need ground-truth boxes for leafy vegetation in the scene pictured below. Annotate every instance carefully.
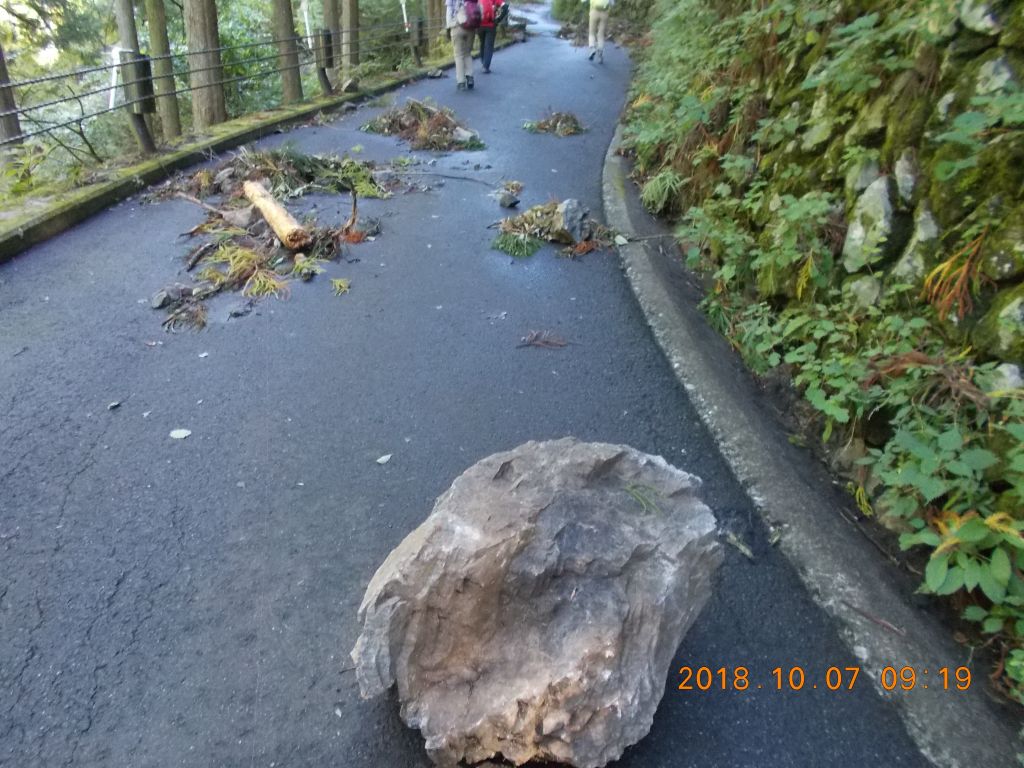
[625,0,1024,702]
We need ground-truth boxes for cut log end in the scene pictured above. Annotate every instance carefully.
[242,180,312,250]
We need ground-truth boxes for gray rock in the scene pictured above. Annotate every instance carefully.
[426,69,445,78]
[976,55,1018,96]
[498,191,520,208]
[342,77,360,93]
[894,149,918,205]
[342,102,358,113]
[843,274,882,308]
[355,216,382,237]
[843,177,898,272]
[452,126,479,144]
[959,0,1002,35]
[351,438,721,768]
[228,300,255,318]
[988,362,1023,392]
[845,156,880,201]
[802,91,833,151]
[892,206,940,285]
[553,198,592,244]
[151,284,186,309]
[213,167,235,192]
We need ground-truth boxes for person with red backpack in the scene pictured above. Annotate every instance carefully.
[476,0,507,74]
[446,0,481,90]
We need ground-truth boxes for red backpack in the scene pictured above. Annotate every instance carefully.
[480,0,497,26]
[458,0,482,29]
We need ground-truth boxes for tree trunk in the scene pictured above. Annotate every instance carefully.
[341,0,359,76]
[324,0,340,62]
[113,0,156,153]
[272,0,303,104]
[0,41,22,156]
[185,0,227,128]
[144,0,181,138]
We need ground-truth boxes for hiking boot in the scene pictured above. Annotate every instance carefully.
[588,49,596,61]
[467,75,475,89]
[457,81,468,91]
[483,67,491,74]
[597,50,604,63]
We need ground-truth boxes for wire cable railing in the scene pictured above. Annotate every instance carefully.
[0,17,451,149]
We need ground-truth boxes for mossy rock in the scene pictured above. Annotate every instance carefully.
[959,0,1008,36]
[981,205,1024,281]
[928,132,1024,229]
[972,282,1024,362]
[881,72,932,166]
[889,204,942,287]
[843,91,890,149]
[1001,1,1024,48]
[843,176,913,272]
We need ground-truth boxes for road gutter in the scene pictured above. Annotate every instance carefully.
[603,123,1020,768]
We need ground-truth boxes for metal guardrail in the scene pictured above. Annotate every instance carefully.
[0,18,447,149]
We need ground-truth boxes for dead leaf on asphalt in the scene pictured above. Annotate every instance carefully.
[169,429,192,440]
[376,454,392,465]
[517,330,568,349]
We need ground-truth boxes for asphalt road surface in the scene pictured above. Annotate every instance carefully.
[0,7,932,767]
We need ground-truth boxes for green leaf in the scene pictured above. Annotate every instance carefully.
[936,566,965,596]
[965,558,982,590]
[958,519,991,543]
[983,616,1005,634]
[925,554,949,593]
[960,448,998,472]
[991,547,1012,587]
[962,605,988,622]
[978,567,1008,603]
[916,476,948,503]
[937,429,963,453]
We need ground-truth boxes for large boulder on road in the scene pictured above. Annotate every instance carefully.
[351,437,721,768]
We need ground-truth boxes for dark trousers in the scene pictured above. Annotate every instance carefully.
[477,27,496,70]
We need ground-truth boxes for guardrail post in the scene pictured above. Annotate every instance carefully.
[314,29,335,95]
[0,41,22,161]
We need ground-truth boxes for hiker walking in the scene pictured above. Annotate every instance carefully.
[477,0,507,74]
[446,0,478,90]
[586,0,612,62]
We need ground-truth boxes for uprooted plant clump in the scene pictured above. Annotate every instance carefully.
[362,99,485,151]
[492,199,612,258]
[523,111,585,137]
[153,183,371,330]
[153,145,391,203]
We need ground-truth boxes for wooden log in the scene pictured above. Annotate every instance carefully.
[242,180,312,250]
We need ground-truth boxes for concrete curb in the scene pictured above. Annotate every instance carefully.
[0,39,518,265]
[602,124,1020,767]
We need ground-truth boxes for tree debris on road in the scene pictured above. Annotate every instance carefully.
[492,199,611,258]
[362,99,484,151]
[523,111,585,136]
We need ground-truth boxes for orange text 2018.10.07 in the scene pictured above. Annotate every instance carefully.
[676,665,973,692]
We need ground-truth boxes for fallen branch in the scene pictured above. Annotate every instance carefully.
[242,180,312,250]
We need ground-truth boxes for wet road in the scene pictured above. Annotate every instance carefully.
[0,6,930,767]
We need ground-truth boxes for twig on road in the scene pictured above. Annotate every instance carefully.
[842,600,907,637]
